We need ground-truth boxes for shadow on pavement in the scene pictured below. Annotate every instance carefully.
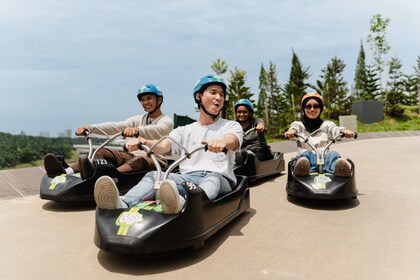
[248,173,285,188]
[42,200,96,212]
[287,195,360,210]
[96,208,256,275]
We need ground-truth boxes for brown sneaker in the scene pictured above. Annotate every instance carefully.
[159,180,185,214]
[94,176,124,209]
[79,157,95,179]
[294,157,310,176]
[43,153,66,176]
[334,158,351,177]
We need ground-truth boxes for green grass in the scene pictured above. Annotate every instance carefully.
[358,117,420,132]
[358,107,420,132]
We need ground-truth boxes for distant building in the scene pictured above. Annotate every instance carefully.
[39,131,50,137]
[65,129,72,138]
[59,129,73,138]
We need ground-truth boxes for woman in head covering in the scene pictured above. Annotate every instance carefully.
[284,92,355,177]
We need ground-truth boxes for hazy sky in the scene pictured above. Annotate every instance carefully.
[1,0,419,136]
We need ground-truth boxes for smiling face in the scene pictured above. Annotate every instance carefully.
[303,98,321,119]
[235,105,251,122]
[139,93,160,113]
[196,84,224,115]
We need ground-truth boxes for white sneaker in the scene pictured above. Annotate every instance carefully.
[294,157,310,176]
[94,176,125,209]
[159,180,185,214]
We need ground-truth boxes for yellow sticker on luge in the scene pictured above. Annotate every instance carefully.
[116,207,143,236]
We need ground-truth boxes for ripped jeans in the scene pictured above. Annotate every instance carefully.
[121,170,233,207]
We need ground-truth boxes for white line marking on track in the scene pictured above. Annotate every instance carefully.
[0,173,25,197]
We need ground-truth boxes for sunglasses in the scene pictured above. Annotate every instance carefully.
[304,104,320,110]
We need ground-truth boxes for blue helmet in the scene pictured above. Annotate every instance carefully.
[193,75,227,100]
[137,84,163,99]
[234,99,254,113]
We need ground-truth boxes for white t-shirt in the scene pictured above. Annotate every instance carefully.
[169,118,243,184]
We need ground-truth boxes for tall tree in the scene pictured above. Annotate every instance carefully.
[256,64,268,122]
[413,56,420,85]
[211,58,229,118]
[413,56,420,113]
[226,68,253,120]
[211,58,228,76]
[283,51,310,119]
[386,57,404,117]
[354,41,368,100]
[316,57,349,119]
[257,61,290,136]
[402,74,418,106]
[265,62,290,136]
[367,14,391,95]
[363,64,381,100]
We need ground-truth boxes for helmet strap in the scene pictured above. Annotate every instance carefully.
[195,93,222,121]
[144,96,162,116]
[201,103,221,120]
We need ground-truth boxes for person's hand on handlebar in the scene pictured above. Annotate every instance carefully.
[255,123,265,133]
[201,139,227,153]
[125,137,143,152]
[75,125,92,136]
[284,129,297,139]
[123,127,139,138]
[341,129,355,138]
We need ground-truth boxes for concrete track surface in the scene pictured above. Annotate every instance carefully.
[1,133,420,279]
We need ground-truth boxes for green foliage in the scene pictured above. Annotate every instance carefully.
[363,65,381,100]
[358,111,420,132]
[354,41,367,99]
[211,58,228,76]
[402,74,419,106]
[316,56,349,119]
[211,58,230,118]
[404,56,420,106]
[385,105,404,117]
[207,23,419,131]
[353,41,381,101]
[284,51,311,119]
[255,64,268,120]
[367,13,391,88]
[259,61,293,137]
[0,132,73,169]
[404,105,418,113]
[414,56,420,81]
[385,57,404,116]
[226,68,253,119]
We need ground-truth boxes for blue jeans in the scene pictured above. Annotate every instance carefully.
[121,170,233,207]
[299,150,341,174]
